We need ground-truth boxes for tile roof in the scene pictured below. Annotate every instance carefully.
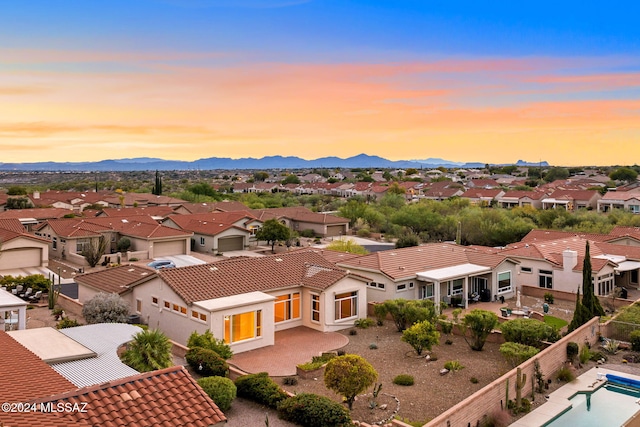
[0,208,73,220]
[500,190,547,200]
[460,188,503,198]
[250,206,348,225]
[176,200,250,213]
[102,193,187,206]
[545,189,600,200]
[38,216,191,239]
[0,331,76,403]
[98,206,176,218]
[167,211,257,235]
[38,366,226,427]
[158,250,354,304]
[75,265,157,295]
[337,244,510,280]
[519,229,612,244]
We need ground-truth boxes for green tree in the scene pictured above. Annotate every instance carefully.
[378,299,438,332]
[255,219,291,253]
[499,342,539,368]
[324,354,378,410]
[581,241,605,318]
[187,329,233,360]
[6,186,27,195]
[81,235,108,267]
[395,233,420,248]
[461,309,499,351]
[325,239,369,254]
[151,170,163,195]
[610,167,638,184]
[121,329,173,372]
[401,320,440,356]
[281,174,301,185]
[543,167,570,183]
[116,237,131,252]
[568,288,590,332]
[253,171,270,182]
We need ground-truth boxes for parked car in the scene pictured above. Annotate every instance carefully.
[147,260,176,269]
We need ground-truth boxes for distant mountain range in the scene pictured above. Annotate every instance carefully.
[0,154,548,172]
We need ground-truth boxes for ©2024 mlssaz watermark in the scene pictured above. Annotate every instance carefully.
[2,401,88,413]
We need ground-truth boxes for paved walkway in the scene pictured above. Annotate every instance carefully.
[229,326,349,376]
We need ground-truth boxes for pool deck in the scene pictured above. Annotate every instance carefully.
[511,367,640,427]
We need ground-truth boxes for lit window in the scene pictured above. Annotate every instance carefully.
[164,301,170,309]
[274,292,300,323]
[335,291,358,320]
[311,294,320,322]
[224,310,262,343]
[152,297,158,306]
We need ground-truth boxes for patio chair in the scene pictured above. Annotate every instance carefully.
[29,291,42,303]
[20,287,33,299]
[442,296,452,307]
[12,285,23,295]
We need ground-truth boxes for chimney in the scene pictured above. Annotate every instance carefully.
[33,191,40,200]
[563,249,578,271]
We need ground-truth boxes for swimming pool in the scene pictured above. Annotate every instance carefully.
[544,383,640,427]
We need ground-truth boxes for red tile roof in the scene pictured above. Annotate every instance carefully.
[37,366,226,427]
[38,216,191,239]
[76,265,157,295]
[0,208,73,220]
[167,211,258,236]
[158,250,355,304]
[519,229,612,244]
[176,200,250,213]
[0,332,76,403]
[99,206,175,218]
[337,244,510,280]
[250,207,348,225]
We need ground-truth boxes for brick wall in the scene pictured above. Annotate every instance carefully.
[423,317,601,427]
[56,293,84,317]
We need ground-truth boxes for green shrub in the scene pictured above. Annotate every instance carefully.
[566,342,579,362]
[499,342,539,368]
[277,393,351,427]
[356,228,371,238]
[444,360,464,372]
[185,347,229,377]
[235,372,288,409]
[579,344,592,364]
[544,292,554,304]
[470,377,479,384]
[393,374,415,386]
[499,318,560,347]
[631,330,640,352]
[187,330,233,360]
[556,367,575,382]
[300,229,316,238]
[129,257,139,262]
[354,318,375,329]
[439,320,453,335]
[56,318,80,329]
[197,376,237,412]
[298,353,335,371]
[589,351,607,362]
[282,376,298,386]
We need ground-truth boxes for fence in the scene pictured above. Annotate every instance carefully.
[603,320,640,342]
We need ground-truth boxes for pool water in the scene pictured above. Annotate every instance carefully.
[545,384,640,427]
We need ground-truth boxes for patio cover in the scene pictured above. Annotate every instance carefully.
[7,327,95,363]
[416,263,491,282]
[194,291,276,312]
[0,289,28,330]
[615,260,640,272]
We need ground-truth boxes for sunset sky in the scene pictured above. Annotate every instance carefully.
[1,1,639,166]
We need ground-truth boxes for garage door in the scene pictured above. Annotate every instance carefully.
[218,237,244,252]
[0,248,42,270]
[154,240,186,257]
[326,225,346,237]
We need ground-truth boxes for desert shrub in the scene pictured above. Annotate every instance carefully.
[373,303,388,326]
[544,292,554,304]
[354,318,375,329]
[461,309,499,351]
[56,318,80,329]
[445,339,453,345]
[631,330,640,352]
[556,366,575,382]
[579,344,593,364]
[235,372,288,409]
[197,376,237,412]
[187,329,233,360]
[129,257,139,262]
[324,354,378,410]
[499,318,560,347]
[393,374,415,386]
[185,347,228,377]
[439,320,453,335]
[300,229,316,238]
[499,342,539,368]
[82,292,129,324]
[602,339,620,354]
[277,393,351,427]
[349,329,358,336]
[298,354,335,371]
[566,342,579,362]
[402,320,440,356]
[481,409,512,427]
[357,228,371,238]
[470,377,479,384]
[369,342,378,350]
[121,329,173,372]
[590,351,607,362]
[444,360,464,372]
[282,376,298,386]
[116,237,131,252]
[381,298,438,332]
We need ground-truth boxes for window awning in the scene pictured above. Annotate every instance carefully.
[416,264,491,282]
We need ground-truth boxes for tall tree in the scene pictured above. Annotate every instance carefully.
[568,288,589,332]
[152,170,162,195]
[581,241,605,318]
[255,219,291,253]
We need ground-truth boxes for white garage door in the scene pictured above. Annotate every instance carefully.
[154,240,186,257]
[0,248,42,270]
[218,237,244,252]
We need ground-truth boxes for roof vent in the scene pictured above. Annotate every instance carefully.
[128,268,135,272]
[275,258,283,262]
[209,267,218,271]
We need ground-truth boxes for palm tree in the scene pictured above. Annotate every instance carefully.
[121,329,173,372]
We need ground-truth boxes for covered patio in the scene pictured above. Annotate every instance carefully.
[228,326,349,376]
[0,288,28,331]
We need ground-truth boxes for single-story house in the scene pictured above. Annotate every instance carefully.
[336,243,520,308]
[0,218,50,270]
[496,190,547,209]
[128,251,369,353]
[597,191,640,213]
[250,207,349,237]
[75,264,157,306]
[541,189,601,211]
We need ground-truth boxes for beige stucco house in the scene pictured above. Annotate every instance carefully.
[0,219,49,271]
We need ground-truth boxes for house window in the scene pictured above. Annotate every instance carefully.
[409,282,414,289]
[191,310,207,322]
[52,237,57,250]
[151,296,158,306]
[448,279,464,296]
[520,267,532,274]
[539,270,553,289]
[377,282,385,289]
[471,277,487,294]
[632,270,639,285]
[200,237,205,246]
[335,291,358,320]
[224,310,262,343]
[164,301,170,309]
[397,283,407,292]
[311,294,320,322]
[597,273,614,296]
[274,292,301,323]
[136,299,142,314]
[630,205,640,214]
[419,284,434,300]
[76,239,90,253]
[498,271,512,293]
